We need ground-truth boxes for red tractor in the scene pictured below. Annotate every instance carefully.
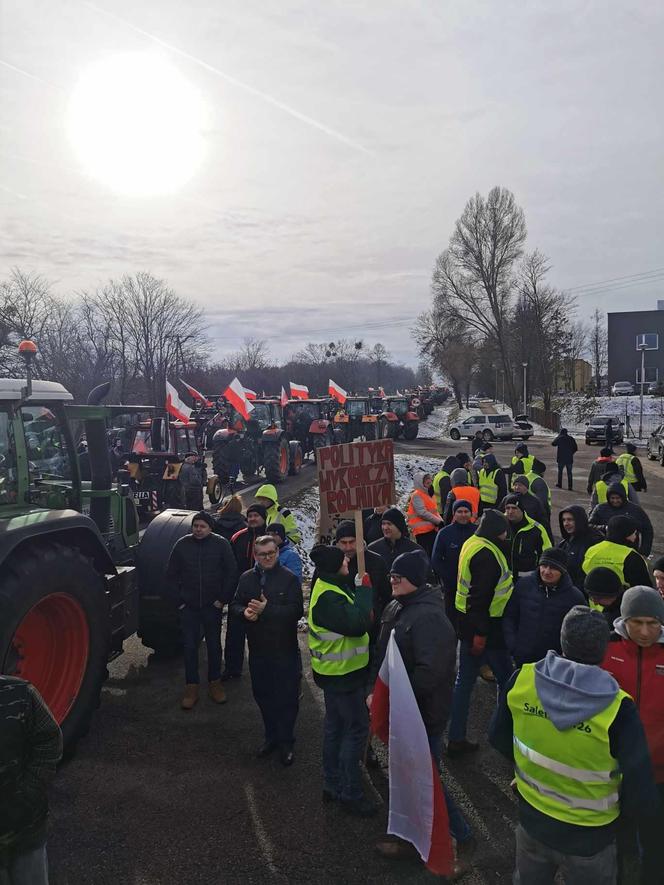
[283,398,338,458]
[378,396,420,440]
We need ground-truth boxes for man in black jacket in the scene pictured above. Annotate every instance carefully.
[0,676,62,884]
[557,505,604,589]
[232,535,303,766]
[503,495,551,579]
[167,511,238,709]
[589,482,654,555]
[506,477,547,528]
[367,507,424,571]
[551,428,578,490]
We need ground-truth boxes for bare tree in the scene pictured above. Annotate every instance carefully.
[221,337,272,374]
[588,309,608,393]
[414,310,479,407]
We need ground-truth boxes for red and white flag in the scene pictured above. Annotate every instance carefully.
[370,632,453,877]
[280,386,289,408]
[244,387,257,401]
[328,378,347,405]
[222,377,254,421]
[180,379,213,408]
[166,380,192,423]
[290,382,309,400]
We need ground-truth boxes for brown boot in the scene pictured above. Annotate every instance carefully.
[181,684,199,710]
[479,664,495,683]
[208,679,227,704]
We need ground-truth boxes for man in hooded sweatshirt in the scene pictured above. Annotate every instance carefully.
[447,509,515,757]
[589,460,633,508]
[442,467,480,524]
[254,483,301,544]
[477,453,507,515]
[602,587,664,883]
[582,515,652,589]
[490,606,658,884]
[586,447,617,495]
[406,471,442,559]
[510,442,535,476]
[557,505,604,589]
[589,482,653,555]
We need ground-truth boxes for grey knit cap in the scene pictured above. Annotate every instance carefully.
[512,474,529,488]
[450,467,468,487]
[621,586,664,624]
[560,606,610,665]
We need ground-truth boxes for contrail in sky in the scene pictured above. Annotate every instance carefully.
[80,1,374,156]
[0,58,63,90]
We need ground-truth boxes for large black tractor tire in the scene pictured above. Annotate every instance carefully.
[288,441,303,475]
[377,419,388,440]
[162,478,185,509]
[403,421,419,441]
[264,437,290,484]
[136,509,194,657]
[0,543,109,754]
[239,444,258,481]
[363,423,377,441]
[385,421,398,439]
[212,440,234,484]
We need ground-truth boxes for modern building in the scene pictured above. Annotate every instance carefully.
[607,308,664,389]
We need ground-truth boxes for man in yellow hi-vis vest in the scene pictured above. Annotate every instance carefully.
[490,606,656,883]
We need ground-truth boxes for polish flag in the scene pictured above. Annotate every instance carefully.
[166,380,192,423]
[328,378,347,405]
[180,379,213,408]
[370,632,453,877]
[280,386,289,408]
[244,387,257,401]
[290,382,309,400]
[222,377,254,421]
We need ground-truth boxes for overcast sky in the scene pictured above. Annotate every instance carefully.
[1,0,663,368]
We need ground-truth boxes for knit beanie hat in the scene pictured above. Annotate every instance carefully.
[515,443,528,454]
[560,606,610,664]
[584,567,623,600]
[607,515,637,543]
[651,555,664,574]
[502,493,523,511]
[621,586,664,624]
[246,503,268,521]
[626,442,637,454]
[191,510,214,528]
[539,548,569,575]
[452,499,473,513]
[600,447,613,457]
[450,467,468,486]
[335,520,356,541]
[310,544,345,574]
[391,550,428,587]
[381,507,408,536]
[267,523,286,542]
[512,474,529,489]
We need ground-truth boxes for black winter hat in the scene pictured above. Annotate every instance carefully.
[246,503,268,520]
[651,555,664,574]
[502,493,523,510]
[599,447,613,457]
[267,523,286,542]
[607,515,637,543]
[391,550,428,587]
[539,548,569,575]
[584,567,623,600]
[381,507,408,536]
[532,458,546,476]
[515,443,528,454]
[621,586,664,624]
[310,544,345,574]
[335,520,356,541]
[475,508,509,541]
[626,442,637,454]
[456,452,471,466]
[561,606,610,665]
[452,499,473,513]
[512,474,530,489]
[192,510,214,528]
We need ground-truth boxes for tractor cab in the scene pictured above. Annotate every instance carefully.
[283,397,336,455]
[127,417,199,513]
[380,396,420,440]
[333,396,378,442]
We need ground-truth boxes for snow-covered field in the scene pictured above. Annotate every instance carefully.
[417,401,458,439]
[555,394,664,436]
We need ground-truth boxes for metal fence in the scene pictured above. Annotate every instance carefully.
[527,406,560,433]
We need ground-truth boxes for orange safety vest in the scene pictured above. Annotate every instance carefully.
[407,489,439,536]
[450,485,480,522]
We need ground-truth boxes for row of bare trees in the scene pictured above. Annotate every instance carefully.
[414,187,608,410]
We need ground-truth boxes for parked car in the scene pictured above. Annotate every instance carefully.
[449,413,532,442]
[513,414,534,432]
[647,424,664,464]
[585,415,624,446]
[611,381,634,396]
[648,381,664,396]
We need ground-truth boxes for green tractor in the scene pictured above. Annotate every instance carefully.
[0,344,194,751]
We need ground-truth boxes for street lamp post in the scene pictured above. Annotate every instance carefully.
[522,362,528,416]
[638,344,647,439]
[501,370,505,407]
[494,366,498,404]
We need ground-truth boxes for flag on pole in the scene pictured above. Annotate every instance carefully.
[328,378,347,405]
[222,377,254,421]
[370,632,453,877]
[166,380,193,423]
[180,379,213,408]
[280,386,289,408]
[290,382,309,400]
[244,387,257,401]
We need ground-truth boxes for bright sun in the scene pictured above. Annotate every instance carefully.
[68,52,207,197]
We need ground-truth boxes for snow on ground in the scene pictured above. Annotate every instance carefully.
[417,401,457,439]
[555,394,664,437]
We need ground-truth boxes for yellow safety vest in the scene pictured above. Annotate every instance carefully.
[595,477,629,504]
[432,470,449,513]
[525,471,552,509]
[478,468,500,504]
[582,540,635,589]
[308,579,369,676]
[456,535,513,616]
[615,454,637,485]
[512,454,535,473]
[508,664,628,826]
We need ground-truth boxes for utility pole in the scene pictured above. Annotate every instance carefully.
[638,343,647,439]
[522,362,528,416]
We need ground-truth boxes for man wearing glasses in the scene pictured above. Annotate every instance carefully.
[231,536,303,766]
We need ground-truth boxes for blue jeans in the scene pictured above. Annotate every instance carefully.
[428,732,472,844]
[224,610,247,676]
[448,640,513,742]
[322,686,369,802]
[179,604,222,684]
[0,843,48,885]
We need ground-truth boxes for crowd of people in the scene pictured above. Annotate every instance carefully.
[4,432,664,884]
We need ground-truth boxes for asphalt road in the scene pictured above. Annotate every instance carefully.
[48,432,664,884]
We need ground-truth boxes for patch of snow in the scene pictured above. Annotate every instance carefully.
[417,402,457,439]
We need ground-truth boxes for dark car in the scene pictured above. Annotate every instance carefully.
[647,424,664,464]
[585,415,624,446]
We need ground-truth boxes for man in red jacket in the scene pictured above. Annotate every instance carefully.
[601,585,664,882]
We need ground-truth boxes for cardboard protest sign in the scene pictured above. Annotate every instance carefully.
[316,439,395,544]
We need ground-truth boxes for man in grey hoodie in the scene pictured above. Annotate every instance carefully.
[490,606,657,884]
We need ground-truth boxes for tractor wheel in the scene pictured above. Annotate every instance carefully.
[0,543,109,753]
[363,423,377,441]
[239,445,258,481]
[378,419,388,440]
[288,441,303,475]
[212,442,232,484]
[385,421,398,439]
[264,437,289,483]
[449,428,461,441]
[403,421,419,441]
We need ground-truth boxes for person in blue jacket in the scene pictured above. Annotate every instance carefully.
[431,499,477,632]
[266,523,303,583]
